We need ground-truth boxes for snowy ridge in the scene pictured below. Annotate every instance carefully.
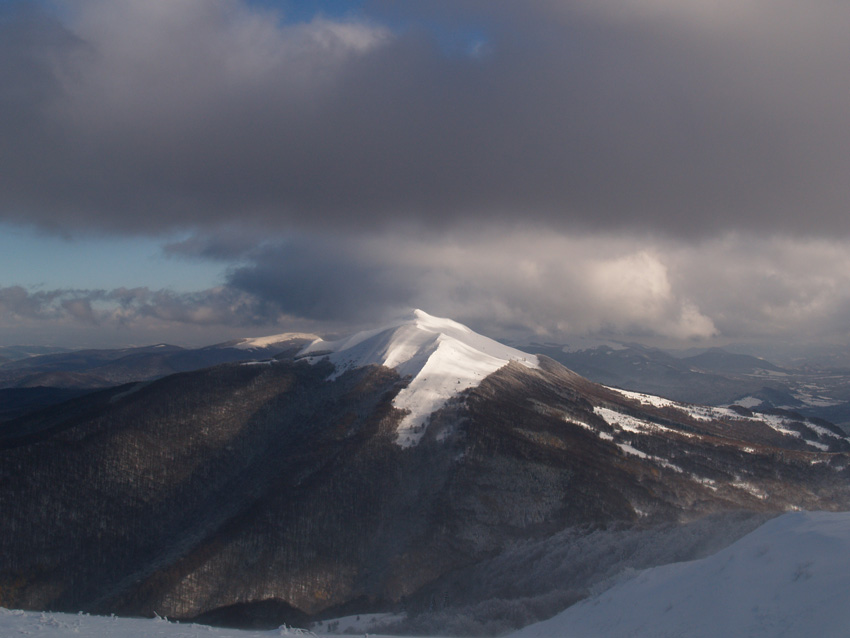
[300,309,539,446]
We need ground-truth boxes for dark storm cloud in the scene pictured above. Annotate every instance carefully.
[163,231,269,262]
[2,0,850,237]
[226,240,414,322]
[220,231,720,339]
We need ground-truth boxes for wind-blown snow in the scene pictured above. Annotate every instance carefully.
[510,511,850,638]
[300,309,539,446]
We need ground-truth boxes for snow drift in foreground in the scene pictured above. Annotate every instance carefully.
[5,511,850,638]
[0,609,310,638]
[300,309,539,446]
[510,510,850,638]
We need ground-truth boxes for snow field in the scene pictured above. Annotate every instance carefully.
[0,609,315,637]
[509,511,850,638]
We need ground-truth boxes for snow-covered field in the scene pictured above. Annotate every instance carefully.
[512,511,850,638]
[0,609,314,638]
[5,511,850,638]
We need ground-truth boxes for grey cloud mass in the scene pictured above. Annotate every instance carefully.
[2,0,850,237]
[4,0,850,349]
[6,229,850,347]
[213,230,850,345]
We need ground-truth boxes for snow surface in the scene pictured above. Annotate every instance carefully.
[0,609,417,638]
[509,511,850,638]
[593,406,693,438]
[313,612,406,634]
[299,309,539,446]
[733,395,764,409]
[0,609,318,638]
[233,333,319,350]
[606,387,678,409]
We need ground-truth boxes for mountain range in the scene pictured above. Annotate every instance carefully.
[2,310,850,633]
[0,335,316,421]
[522,342,850,429]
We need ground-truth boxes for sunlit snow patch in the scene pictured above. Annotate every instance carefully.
[733,396,764,409]
[607,387,741,422]
[593,406,695,440]
[300,309,538,446]
[606,388,678,409]
[587,408,684,471]
[232,332,320,350]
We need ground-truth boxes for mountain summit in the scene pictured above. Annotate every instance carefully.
[300,309,538,445]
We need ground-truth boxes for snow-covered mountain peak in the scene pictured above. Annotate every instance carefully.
[300,309,539,446]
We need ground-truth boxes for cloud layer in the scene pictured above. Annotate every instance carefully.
[2,0,850,237]
[3,0,850,348]
[6,229,850,347]
[184,230,850,345]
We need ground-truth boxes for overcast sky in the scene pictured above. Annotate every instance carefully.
[2,0,850,349]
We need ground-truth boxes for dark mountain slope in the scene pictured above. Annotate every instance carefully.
[0,387,95,422]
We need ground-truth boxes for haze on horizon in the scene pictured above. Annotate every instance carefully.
[2,0,850,353]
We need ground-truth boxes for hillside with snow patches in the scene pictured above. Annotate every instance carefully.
[604,387,849,454]
[299,309,539,446]
[4,512,850,638]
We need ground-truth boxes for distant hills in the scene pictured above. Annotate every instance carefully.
[0,336,315,420]
[521,342,850,429]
